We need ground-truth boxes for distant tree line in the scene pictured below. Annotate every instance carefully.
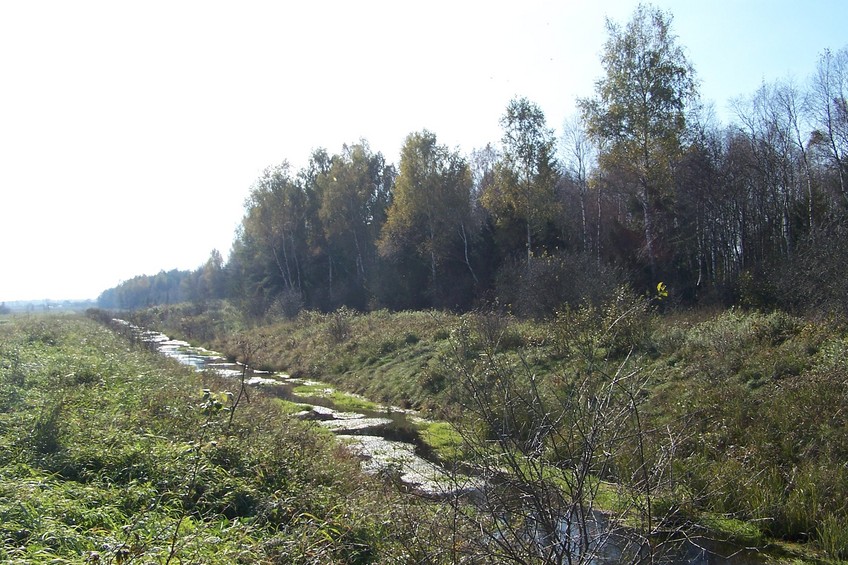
[100,5,848,318]
[97,251,226,310]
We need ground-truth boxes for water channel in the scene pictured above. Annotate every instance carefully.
[117,319,778,564]
[115,319,480,498]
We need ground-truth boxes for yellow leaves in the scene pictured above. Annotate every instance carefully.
[656,281,668,300]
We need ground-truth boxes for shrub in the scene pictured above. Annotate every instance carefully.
[266,288,305,320]
[326,307,355,344]
[403,332,419,345]
[495,252,625,319]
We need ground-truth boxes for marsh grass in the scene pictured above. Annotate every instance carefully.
[126,301,848,562]
[416,420,464,461]
[292,382,383,412]
[0,314,439,563]
[817,513,848,561]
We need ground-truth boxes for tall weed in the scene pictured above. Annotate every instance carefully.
[817,513,848,561]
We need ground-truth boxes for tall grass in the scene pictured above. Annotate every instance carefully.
[122,300,848,561]
[0,314,445,562]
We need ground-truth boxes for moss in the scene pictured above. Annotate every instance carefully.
[416,421,464,461]
[292,383,382,412]
[699,513,765,545]
[272,397,313,414]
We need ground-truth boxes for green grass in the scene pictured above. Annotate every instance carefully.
[699,513,765,546]
[0,313,442,563]
[271,397,313,414]
[292,382,383,412]
[122,301,848,562]
[416,420,464,461]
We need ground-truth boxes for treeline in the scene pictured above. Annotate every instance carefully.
[101,6,848,318]
[97,251,226,310]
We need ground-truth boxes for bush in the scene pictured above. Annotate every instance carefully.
[495,252,624,319]
[267,288,305,320]
[777,221,848,317]
[326,307,355,344]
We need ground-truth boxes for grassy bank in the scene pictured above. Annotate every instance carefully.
[0,313,463,563]
[130,299,848,562]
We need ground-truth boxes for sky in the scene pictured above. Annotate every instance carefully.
[1,0,845,302]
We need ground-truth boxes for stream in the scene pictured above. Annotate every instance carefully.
[115,319,481,499]
[117,320,777,564]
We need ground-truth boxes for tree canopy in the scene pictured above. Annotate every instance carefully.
[580,3,697,280]
[98,6,848,318]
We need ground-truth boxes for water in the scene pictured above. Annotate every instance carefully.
[115,319,479,497]
[115,319,776,564]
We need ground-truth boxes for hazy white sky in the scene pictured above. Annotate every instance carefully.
[1,0,845,302]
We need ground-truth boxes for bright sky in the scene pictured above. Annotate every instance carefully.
[1,1,845,302]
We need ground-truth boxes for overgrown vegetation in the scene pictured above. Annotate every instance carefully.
[6,292,848,562]
[0,314,468,563]
[129,293,848,563]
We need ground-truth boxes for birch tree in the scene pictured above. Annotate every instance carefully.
[378,131,474,307]
[482,97,559,267]
[580,3,697,278]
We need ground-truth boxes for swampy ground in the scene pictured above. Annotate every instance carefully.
[3,301,848,563]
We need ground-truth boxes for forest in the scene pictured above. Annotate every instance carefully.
[99,6,848,322]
